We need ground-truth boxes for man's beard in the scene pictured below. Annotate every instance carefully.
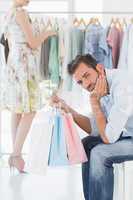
[87,77,98,92]
[87,84,96,92]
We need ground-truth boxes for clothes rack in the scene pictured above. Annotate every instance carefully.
[0,11,133,14]
[29,11,133,14]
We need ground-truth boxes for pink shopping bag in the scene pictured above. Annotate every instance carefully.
[62,113,88,165]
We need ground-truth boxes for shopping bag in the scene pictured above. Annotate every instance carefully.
[48,111,69,166]
[63,113,88,165]
[26,108,54,175]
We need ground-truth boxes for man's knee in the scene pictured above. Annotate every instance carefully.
[82,136,102,153]
[90,145,112,178]
[90,145,113,176]
[90,144,109,163]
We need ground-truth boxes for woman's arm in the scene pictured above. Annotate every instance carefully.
[16,10,56,49]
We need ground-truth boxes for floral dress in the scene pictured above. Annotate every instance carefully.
[0,7,42,113]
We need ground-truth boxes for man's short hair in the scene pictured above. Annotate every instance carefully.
[67,54,97,75]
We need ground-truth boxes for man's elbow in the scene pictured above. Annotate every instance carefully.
[105,126,122,143]
[104,132,119,144]
[102,135,110,144]
[100,132,110,144]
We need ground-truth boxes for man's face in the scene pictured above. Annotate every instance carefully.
[73,62,99,92]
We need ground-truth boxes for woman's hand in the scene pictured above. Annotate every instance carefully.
[47,31,57,37]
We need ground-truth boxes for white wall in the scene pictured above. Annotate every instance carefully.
[102,0,133,24]
[1,0,133,12]
[103,0,133,12]
[0,0,69,12]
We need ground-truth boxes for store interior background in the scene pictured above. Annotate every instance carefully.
[0,0,133,200]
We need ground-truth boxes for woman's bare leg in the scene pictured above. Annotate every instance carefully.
[11,113,22,149]
[9,112,35,172]
[0,112,2,155]
[13,112,35,155]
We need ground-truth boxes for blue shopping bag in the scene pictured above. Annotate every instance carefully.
[48,111,69,166]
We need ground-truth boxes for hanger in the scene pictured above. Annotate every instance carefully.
[85,17,94,28]
[54,17,59,32]
[122,18,127,28]
[73,17,80,27]
[34,17,38,23]
[85,17,96,30]
[45,18,53,30]
[88,17,96,25]
[78,18,86,28]
[40,17,45,25]
[31,17,39,27]
[110,17,116,27]
[115,18,122,30]
[130,17,133,24]
[94,17,101,25]
[38,17,45,31]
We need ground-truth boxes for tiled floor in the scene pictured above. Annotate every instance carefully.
[0,109,86,200]
[1,111,133,200]
[0,164,85,200]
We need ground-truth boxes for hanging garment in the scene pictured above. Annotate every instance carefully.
[0,42,6,67]
[48,111,69,166]
[118,24,133,73]
[48,36,60,86]
[107,26,123,68]
[52,17,66,78]
[69,28,85,61]
[0,33,9,62]
[40,38,51,80]
[0,7,42,113]
[58,19,66,76]
[63,113,88,164]
[126,24,133,73]
[84,24,105,63]
[61,23,71,82]
[32,19,42,82]
[66,28,85,90]
[62,26,87,111]
[99,27,113,68]
[118,26,129,69]
[32,18,51,81]
[26,108,54,175]
[0,43,6,95]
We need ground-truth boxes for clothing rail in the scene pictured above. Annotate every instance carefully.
[29,11,133,14]
[29,11,133,15]
[0,11,133,14]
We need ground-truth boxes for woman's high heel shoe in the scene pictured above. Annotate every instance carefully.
[8,155,25,174]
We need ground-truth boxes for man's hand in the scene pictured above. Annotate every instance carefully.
[89,75,109,143]
[90,75,108,102]
[50,95,93,134]
[50,95,70,113]
[90,74,108,117]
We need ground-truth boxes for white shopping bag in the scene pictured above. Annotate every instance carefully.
[26,107,54,175]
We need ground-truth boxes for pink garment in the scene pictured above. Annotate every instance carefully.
[63,113,88,165]
[107,26,123,68]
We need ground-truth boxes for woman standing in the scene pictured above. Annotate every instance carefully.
[0,0,56,172]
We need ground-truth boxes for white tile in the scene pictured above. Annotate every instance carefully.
[0,166,85,200]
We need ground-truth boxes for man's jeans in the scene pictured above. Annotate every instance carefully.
[82,136,133,200]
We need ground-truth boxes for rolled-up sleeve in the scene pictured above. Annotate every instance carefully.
[105,83,133,143]
[88,113,99,136]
